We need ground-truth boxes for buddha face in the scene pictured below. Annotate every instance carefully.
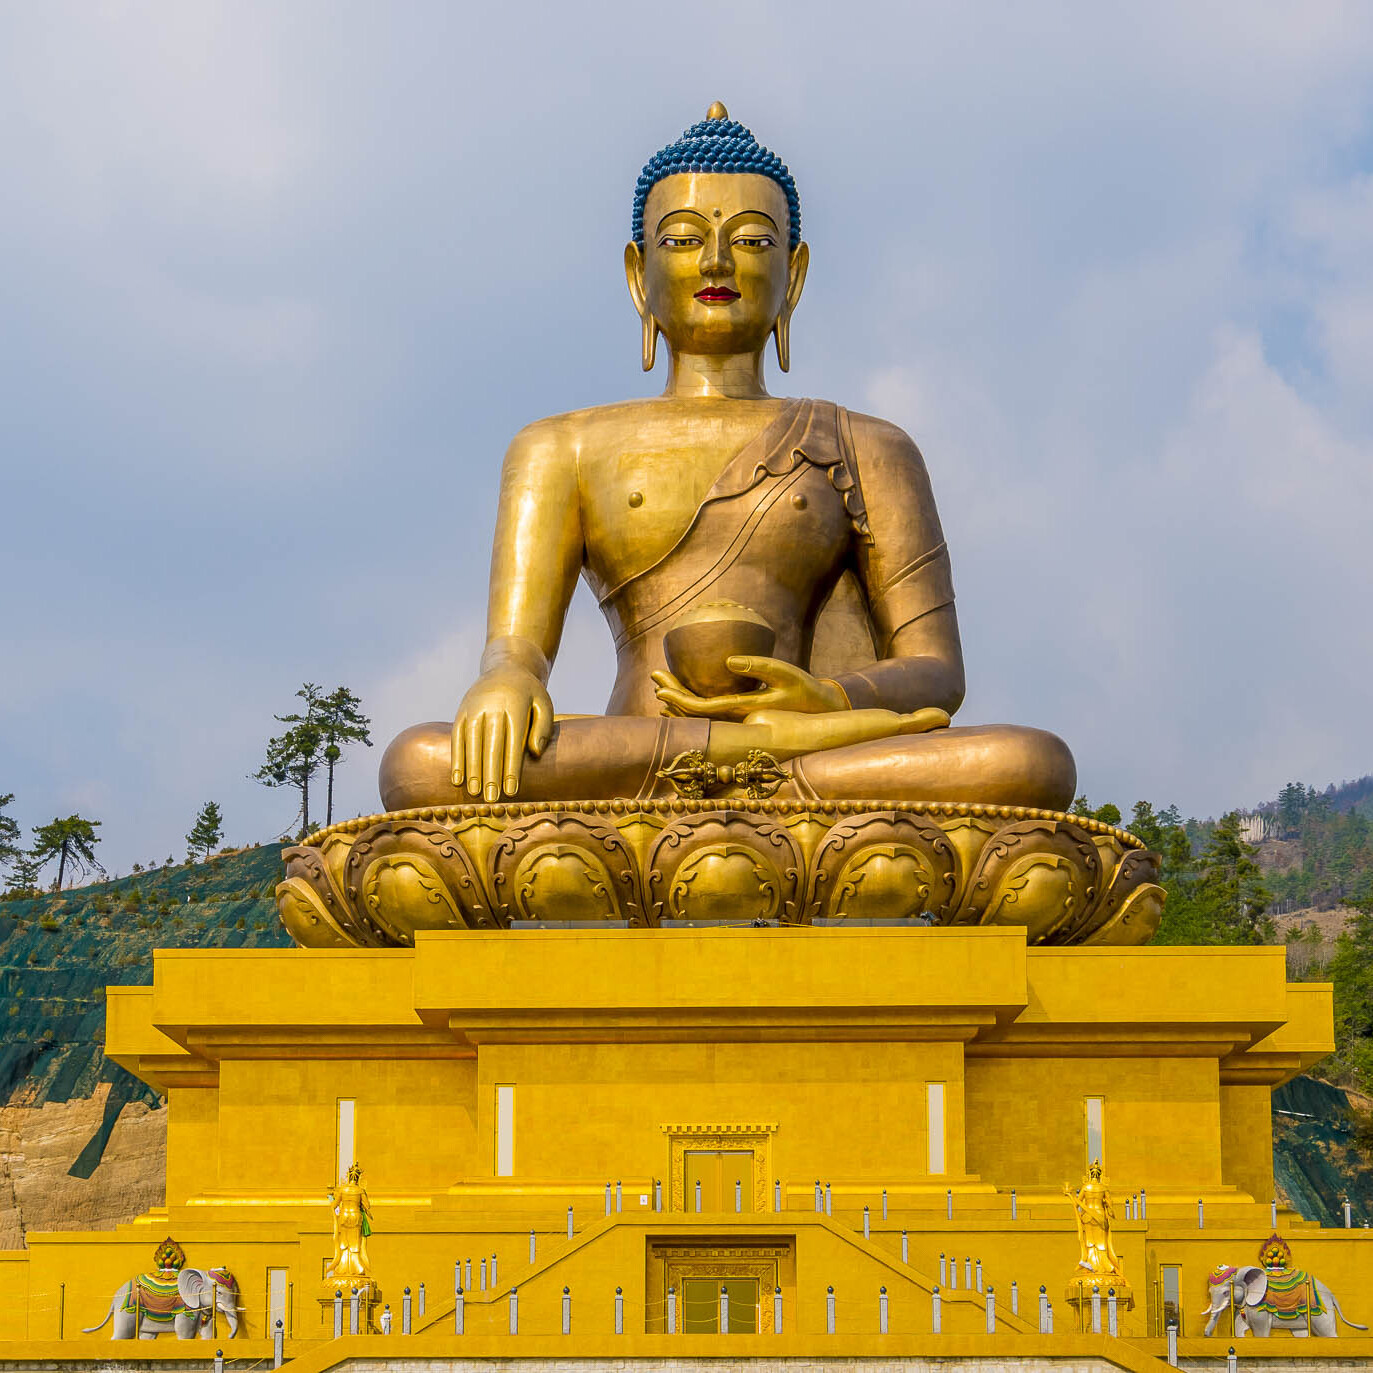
[627,172,807,357]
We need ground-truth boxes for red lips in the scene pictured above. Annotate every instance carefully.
[694,287,741,302]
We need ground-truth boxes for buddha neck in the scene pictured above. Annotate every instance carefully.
[662,348,770,400]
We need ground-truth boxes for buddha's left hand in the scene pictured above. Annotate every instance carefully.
[651,655,847,721]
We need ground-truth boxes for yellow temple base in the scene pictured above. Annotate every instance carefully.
[3,924,1372,1367]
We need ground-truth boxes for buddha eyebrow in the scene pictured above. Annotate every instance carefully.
[724,210,781,231]
[655,209,711,233]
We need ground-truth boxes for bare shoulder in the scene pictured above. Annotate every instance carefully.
[503,399,654,466]
[842,408,927,468]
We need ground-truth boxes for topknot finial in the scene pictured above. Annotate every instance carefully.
[706,101,729,120]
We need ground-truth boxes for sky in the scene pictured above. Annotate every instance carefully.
[3,1,1373,876]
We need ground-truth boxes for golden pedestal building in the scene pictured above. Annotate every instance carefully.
[5,906,1369,1367]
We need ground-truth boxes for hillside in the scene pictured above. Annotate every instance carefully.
[0,845,289,1245]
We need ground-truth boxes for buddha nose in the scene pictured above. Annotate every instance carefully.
[699,229,734,276]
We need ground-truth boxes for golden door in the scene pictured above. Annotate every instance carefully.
[683,1149,753,1212]
[682,1277,760,1333]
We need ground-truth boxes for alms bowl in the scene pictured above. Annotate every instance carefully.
[663,602,776,699]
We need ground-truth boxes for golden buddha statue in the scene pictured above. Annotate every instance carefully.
[380,103,1075,814]
[277,106,1164,947]
[324,1162,373,1286]
[1064,1161,1126,1284]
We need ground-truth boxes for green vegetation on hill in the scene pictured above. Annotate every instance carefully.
[0,845,290,1175]
[1261,780,1373,911]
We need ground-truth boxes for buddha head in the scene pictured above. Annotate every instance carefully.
[626,103,809,372]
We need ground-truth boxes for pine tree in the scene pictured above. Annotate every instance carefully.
[317,686,373,827]
[30,815,103,892]
[0,793,20,872]
[186,801,225,862]
[252,685,327,836]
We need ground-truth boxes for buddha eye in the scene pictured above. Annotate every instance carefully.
[659,234,703,248]
[733,234,776,249]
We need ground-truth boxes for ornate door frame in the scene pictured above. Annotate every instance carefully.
[660,1122,777,1213]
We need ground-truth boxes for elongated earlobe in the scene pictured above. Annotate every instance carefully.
[642,314,660,372]
[773,314,791,372]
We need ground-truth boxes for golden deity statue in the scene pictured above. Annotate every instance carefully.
[1064,1161,1126,1284]
[276,105,1166,947]
[379,103,1074,814]
[324,1163,373,1286]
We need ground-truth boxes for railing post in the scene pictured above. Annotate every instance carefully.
[825,1182,832,1216]
[1271,1197,1278,1229]
[774,1178,782,1212]
[667,1285,676,1334]
[1227,1345,1237,1373]
[902,1230,909,1264]
[348,1286,359,1336]
[418,1281,425,1316]
[455,1287,464,1335]
[1167,1319,1178,1366]
[655,1179,662,1212]
[1140,1187,1148,1222]
[985,1286,995,1333]
[480,1258,487,1292]
[530,1229,537,1264]
[882,1188,888,1220]
[863,1205,870,1238]
[614,1286,624,1335]
[562,1285,571,1335]
[965,1256,972,1290]
[1198,1198,1205,1229]
[215,1349,224,1373]
[465,1258,472,1291]
[273,1318,284,1367]
[695,1178,702,1212]
[1011,1280,1019,1315]
[1011,1187,1017,1219]
[1345,1198,1353,1228]
[949,1254,956,1289]
[508,1288,518,1335]
[402,1287,411,1335]
[567,1205,575,1238]
[615,1179,622,1212]
[826,1285,835,1334]
[1038,1285,1048,1334]
[1047,1299,1054,1333]
[939,1252,946,1285]
[735,1177,742,1213]
[879,1285,888,1334]
[1091,1283,1101,1334]
[932,1285,941,1334]
[719,1285,729,1333]
[1107,1287,1118,1336]
[975,1257,983,1293]
[333,1289,342,1339]
[946,1187,953,1219]
[605,1182,612,1216]
[814,1179,822,1212]
[773,1286,782,1334]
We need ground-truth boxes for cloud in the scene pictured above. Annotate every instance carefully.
[4,1,1373,870]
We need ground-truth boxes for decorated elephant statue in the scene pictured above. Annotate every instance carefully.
[1204,1235,1366,1338]
[82,1238,241,1340]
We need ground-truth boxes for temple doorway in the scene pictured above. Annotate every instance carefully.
[683,1149,754,1212]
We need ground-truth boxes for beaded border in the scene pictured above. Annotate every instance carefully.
[301,799,1144,852]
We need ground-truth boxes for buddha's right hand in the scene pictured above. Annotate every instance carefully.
[451,662,554,802]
